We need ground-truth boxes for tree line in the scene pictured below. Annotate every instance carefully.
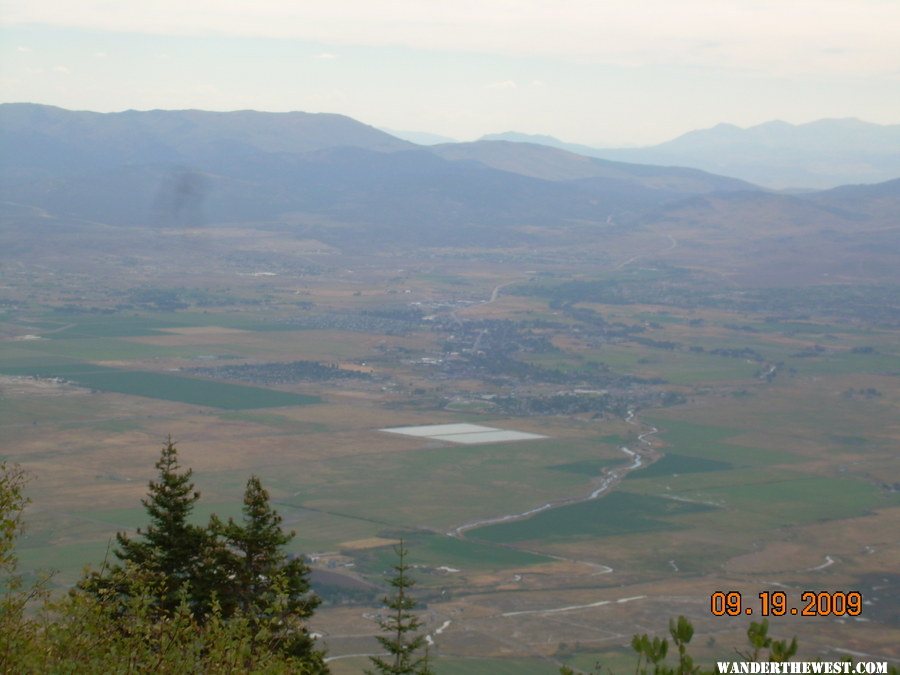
[0,442,431,674]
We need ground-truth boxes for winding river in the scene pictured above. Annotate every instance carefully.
[447,410,660,538]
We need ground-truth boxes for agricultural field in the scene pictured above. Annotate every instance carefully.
[0,362,320,409]
[2,226,899,671]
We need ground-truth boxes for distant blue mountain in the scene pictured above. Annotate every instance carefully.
[380,127,458,145]
[1,103,760,248]
[482,119,900,189]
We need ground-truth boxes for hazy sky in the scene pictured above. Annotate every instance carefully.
[2,1,899,145]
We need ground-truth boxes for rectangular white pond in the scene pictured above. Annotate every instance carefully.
[429,430,547,444]
[379,423,497,437]
[381,424,547,445]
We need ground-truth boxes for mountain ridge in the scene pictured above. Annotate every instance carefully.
[481,118,900,189]
[1,103,763,244]
[3,103,897,259]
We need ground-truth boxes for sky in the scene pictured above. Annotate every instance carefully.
[1,1,899,146]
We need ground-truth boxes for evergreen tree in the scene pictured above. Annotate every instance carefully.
[0,461,28,573]
[1,460,37,670]
[216,475,324,666]
[367,541,433,675]
[80,437,213,616]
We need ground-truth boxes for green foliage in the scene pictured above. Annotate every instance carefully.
[80,436,213,616]
[631,630,670,674]
[560,616,848,675]
[367,541,433,675]
[7,570,324,673]
[213,475,322,661]
[1,461,49,672]
[0,461,27,572]
[738,619,798,663]
[1,446,328,673]
[625,616,797,675]
[669,615,696,674]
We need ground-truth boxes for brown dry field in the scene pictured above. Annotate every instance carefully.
[2,251,899,670]
[8,377,897,666]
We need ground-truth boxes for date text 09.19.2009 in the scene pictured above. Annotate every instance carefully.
[710,591,862,617]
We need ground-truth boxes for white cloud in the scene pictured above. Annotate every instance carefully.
[93,51,108,58]
[16,45,31,52]
[52,65,71,74]
[484,80,517,90]
[312,52,337,60]
[1,1,898,76]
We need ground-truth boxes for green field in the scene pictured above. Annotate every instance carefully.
[643,419,796,466]
[470,491,716,544]
[621,463,896,529]
[787,350,900,376]
[6,336,215,361]
[15,540,115,588]
[353,532,550,576]
[272,506,390,553]
[24,310,414,338]
[276,437,623,532]
[0,363,319,409]
[676,475,895,528]
[625,453,732,479]
[549,457,627,476]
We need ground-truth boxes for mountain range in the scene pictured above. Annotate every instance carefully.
[483,119,900,190]
[0,104,757,244]
[2,103,898,264]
